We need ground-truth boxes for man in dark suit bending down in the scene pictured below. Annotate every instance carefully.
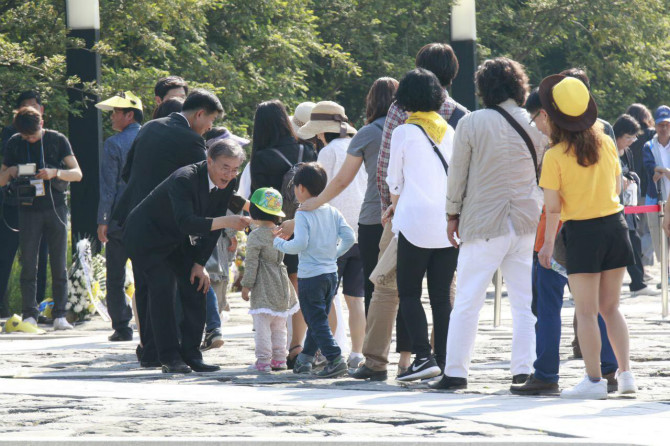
[124,139,250,373]
[113,89,224,367]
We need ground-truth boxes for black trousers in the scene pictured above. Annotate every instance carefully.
[19,206,67,320]
[105,227,133,333]
[0,200,48,316]
[396,232,458,370]
[135,253,206,364]
[357,223,384,313]
[132,261,157,363]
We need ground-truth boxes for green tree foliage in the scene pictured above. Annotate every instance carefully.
[1,0,670,137]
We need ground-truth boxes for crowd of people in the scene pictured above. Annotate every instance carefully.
[1,41,668,400]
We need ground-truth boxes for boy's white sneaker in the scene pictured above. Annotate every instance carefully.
[53,317,74,331]
[616,370,637,395]
[561,375,607,400]
[23,317,38,327]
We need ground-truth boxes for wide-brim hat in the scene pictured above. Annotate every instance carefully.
[297,101,357,140]
[538,75,597,132]
[290,102,316,136]
[250,187,286,217]
[96,91,143,112]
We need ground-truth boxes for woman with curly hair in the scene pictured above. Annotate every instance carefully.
[432,57,545,390]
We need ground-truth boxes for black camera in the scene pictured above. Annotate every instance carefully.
[7,164,38,205]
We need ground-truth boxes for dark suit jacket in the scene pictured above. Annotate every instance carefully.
[113,113,206,226]
[123,161,236,271]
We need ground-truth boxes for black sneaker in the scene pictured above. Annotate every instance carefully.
[428,375,468,390]
[396,356,441,382]
[108,330,133,342]
[200,328,224,351]
[349,365,388,381]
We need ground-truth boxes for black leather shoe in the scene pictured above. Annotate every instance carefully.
[161,360,192,374]
[349,365,388,381]
[512,373,530,384]
[184,359,220,373]
[108,330,133,342]
[510,373,559,395]
[428,375,468,390]
[140,359,162,368]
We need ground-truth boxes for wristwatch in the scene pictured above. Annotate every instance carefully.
[447,213,460,221]
[56,169,61,179]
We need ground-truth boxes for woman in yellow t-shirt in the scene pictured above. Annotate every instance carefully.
[537,75,636,400]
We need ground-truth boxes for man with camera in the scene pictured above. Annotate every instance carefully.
[0,107,82,330]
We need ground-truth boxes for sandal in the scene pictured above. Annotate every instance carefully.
[286,345,302,369]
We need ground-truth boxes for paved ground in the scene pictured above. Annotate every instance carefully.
[1,265,669,445]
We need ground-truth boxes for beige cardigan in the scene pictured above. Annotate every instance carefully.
[241,226,298,317]
[446,99,546,242]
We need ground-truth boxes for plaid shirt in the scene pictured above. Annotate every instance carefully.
[377,94,466,211]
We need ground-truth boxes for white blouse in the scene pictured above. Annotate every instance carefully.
[317,137,367,237]
[386,124,454,249]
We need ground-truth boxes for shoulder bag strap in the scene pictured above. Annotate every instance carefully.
[490,105,539,184]
[270,148,294,168]
[409,123,448,175]
[297,144,304,163]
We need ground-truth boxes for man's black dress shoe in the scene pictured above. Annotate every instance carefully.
[184,359,220,373]
[348,365,388,381]
[512,373,530,384]
[161,360,192,374]
[140,360,162,368]
[428,375,468,390]
[108,330,133,342]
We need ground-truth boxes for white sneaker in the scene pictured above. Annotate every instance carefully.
[347,354,365,369]
[53,317,74,330]
[23,317,38,327]
[561,375,607,400]
[616,370,637,395]
[631,286,661,297]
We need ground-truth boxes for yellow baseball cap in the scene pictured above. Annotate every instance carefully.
[95,91,143,112]
[539,75,598,132]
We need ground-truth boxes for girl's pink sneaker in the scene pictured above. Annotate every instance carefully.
[248,362,271,372]
[271,359,287,371]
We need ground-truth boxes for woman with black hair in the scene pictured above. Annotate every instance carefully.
[382,69,456,381]
[250,99,317,366]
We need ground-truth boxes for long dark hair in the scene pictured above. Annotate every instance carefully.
[549,118,604,167]
[626,103,655,130]
[251,100,296,159]
[365,77,398,124]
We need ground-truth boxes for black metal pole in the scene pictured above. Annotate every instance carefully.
[450,39,478,112]
[66,28,102,253]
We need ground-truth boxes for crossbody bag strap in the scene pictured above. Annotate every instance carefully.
[490,105,539,184]
[270,148,294,168]
[409,124,448,175]
[297,144,304,163]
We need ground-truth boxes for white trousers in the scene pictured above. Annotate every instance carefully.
[444,221,536,378]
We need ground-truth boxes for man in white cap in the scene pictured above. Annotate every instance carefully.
[95,91,143,342]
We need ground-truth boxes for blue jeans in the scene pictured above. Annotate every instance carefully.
[297,272,341,361]
[533,258,618,383]
[205,286,221,331]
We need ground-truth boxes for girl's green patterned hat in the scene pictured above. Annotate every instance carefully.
[250,187,285,217]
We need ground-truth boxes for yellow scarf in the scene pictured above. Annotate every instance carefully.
[405,111,448,144]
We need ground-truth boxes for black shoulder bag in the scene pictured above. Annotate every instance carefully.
[409,124,448,175]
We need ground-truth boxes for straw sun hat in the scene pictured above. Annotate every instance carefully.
[290,102,316,135]
[538,75,597,132]
[296,101,357,140]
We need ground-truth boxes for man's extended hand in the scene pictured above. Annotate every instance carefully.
[223,215,251,231]
[242,287,250,301]
[97,224,108,244]
[190,263,211,294]
[35,168,58,180]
